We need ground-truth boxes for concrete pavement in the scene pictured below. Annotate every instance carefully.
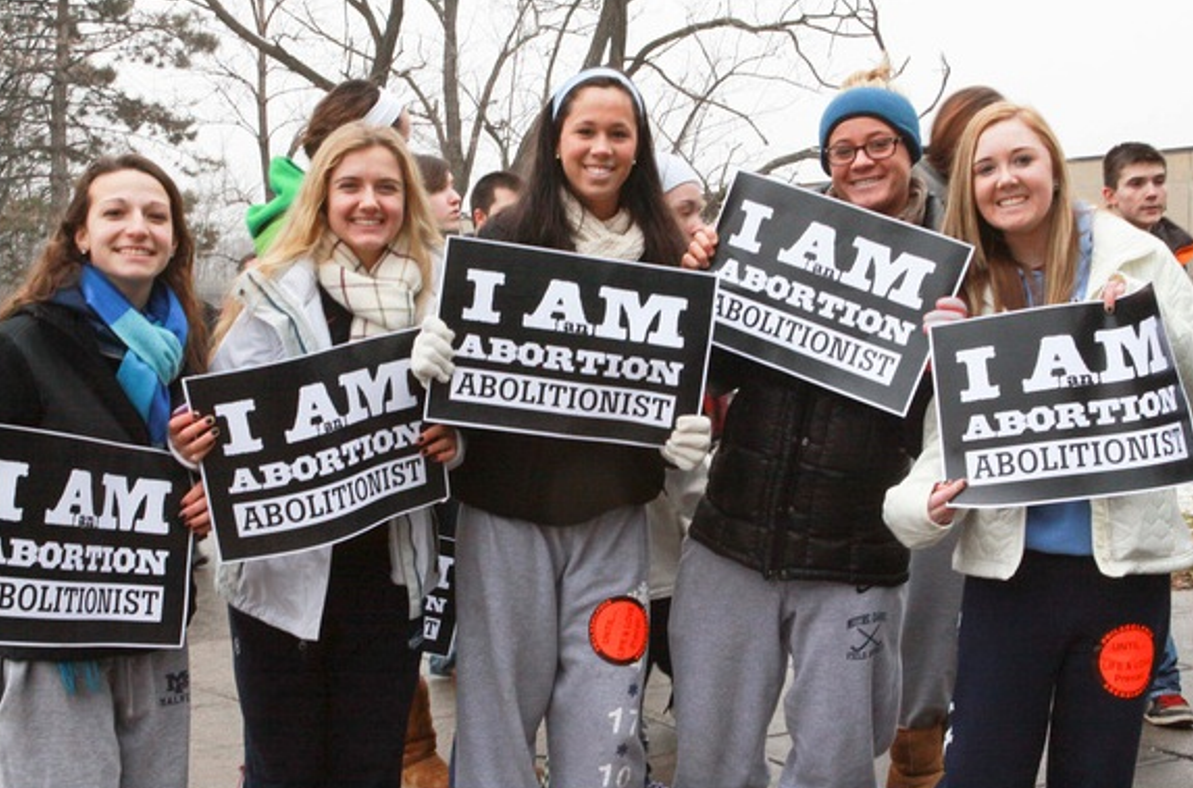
[187,545,1193,788]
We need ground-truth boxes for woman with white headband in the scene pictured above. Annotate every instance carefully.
[411,66,713,788]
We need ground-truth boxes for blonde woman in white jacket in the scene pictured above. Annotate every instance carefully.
[209,122,455,788]
[884,102,1193,788]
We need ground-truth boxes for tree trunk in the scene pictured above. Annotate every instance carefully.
[50,0,71,209]
[584,0,627,68]
[254,0,271,197]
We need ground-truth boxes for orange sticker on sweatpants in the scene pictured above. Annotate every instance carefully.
[1097,624,1155,699]
[589,596,649,665]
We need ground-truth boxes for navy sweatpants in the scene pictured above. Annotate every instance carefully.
[943,551,1170,788]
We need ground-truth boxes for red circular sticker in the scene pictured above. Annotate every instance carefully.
[1097,624,1155,699]
[588,596,649,666]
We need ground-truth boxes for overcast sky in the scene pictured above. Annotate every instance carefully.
[876,0,1190,159]
[170,0,1192,212]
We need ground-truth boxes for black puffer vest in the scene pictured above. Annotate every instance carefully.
[689,358,918,585]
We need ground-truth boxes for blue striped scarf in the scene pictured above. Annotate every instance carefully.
[56,264,188,447]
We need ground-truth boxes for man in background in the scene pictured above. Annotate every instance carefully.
[469,170,523,233]
[1102,141,1193,729]
[1103,141,1193,267]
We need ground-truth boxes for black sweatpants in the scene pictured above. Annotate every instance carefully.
[230,529,424,788]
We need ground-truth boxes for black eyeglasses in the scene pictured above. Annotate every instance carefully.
[826,136,900,167]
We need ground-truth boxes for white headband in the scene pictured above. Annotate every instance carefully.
[550,67,645,121]
[363,89,405,128]
[656,151,700,194]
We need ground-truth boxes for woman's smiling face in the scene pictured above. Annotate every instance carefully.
[826,116,912,217]
[326,144,406,269]
[74,168,176,308]
[556,85,639,220]
[971,117,1057,244]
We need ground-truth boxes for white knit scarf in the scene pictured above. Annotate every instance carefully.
[562,189,646,261]
[317,241,423,339]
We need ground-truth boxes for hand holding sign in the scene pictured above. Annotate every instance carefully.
[1102,273,1128,314]
[412,316,457,387]
[928,478,967,525]
[681,227,718,271]
[922,296,969,335]
[168,406,219,466]
[180,480,211,537]
[419,423,459,465]
[661,414,712,471]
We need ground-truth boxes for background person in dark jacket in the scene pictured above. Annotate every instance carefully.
[1102,141,1193,269]
[889,84,1005,788]
[0,153,211,788]
[468,169,524,233]
[669,64,943,788]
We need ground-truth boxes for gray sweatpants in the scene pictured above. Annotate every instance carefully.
[670,539,904,788]
[453,504,650,788]
[0,648,190,788]
[897,527,962,729]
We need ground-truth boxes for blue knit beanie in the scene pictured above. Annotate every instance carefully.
[818,86,922,174]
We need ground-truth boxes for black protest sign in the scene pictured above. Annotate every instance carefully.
[425,236,717,446]
[710,170,971,415]
[931,286,1193,507]
[183,330,448,562]
[0,424,192,648]
[421,509,455,657]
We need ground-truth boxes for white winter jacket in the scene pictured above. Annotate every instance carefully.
[210,258,441,640]
[884,210,1193,580]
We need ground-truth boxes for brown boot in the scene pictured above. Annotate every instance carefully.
[401,675,450,788]
[886,722,945,788]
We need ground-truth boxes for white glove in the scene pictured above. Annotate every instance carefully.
[661,414,712,471]
[411,316,456,387]
[922,296,968,334]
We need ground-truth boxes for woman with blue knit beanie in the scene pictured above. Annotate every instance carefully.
[670,62,954,788]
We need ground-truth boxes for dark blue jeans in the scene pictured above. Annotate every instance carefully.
[1148,633,1182,698]
[943,551,1169,788]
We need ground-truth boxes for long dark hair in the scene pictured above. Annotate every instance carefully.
[1,153,208,374]
[493,73,686,266]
